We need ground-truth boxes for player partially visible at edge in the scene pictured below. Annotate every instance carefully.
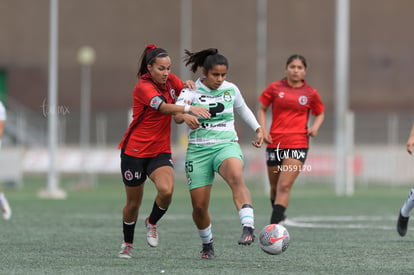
[0,100,11,220]
[257,54,324,225]
[175,48,263,259]
[397,123,414,236]
[117,44,210,259]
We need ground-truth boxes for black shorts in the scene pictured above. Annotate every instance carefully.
[266,147,308,167]
[120,151,173,186]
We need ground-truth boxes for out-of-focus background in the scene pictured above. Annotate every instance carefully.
[1,0,413,193]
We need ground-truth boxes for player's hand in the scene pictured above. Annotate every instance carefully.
[252,127,264,148]
[183,114,201,130]
[184,80,196,90]
[189,106,210,119]
[263,131,272,144]
[307,126,319,137]
[407,139,414,154]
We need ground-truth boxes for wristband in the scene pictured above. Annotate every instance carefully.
[184,105,191,113]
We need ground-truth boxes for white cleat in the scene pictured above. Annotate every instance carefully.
[0,193,11,220]
[145,217,159,247]
[118,242,133,259]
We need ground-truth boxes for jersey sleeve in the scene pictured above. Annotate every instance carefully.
[310,89,324,115]
[233,84,260,131]
[233,84,246,108]
[135,81,159,107]
[258,83,275,107]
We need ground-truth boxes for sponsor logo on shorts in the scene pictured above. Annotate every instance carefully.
[124,170,134,181]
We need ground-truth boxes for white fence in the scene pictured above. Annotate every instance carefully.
[1,145,413,187]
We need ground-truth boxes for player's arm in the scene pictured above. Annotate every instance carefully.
[174,113,201,130]
[257,103,272,144]
[235,102,263,148]
[308,112,325,137]
[0,120,4,138]
[407,123,414,154]
[149,95,210,118]
[0,120,4,149]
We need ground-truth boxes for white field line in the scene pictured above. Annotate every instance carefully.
[68,213,396,230]
[283,216,396,230]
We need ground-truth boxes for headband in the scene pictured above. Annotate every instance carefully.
[145,44,168,65]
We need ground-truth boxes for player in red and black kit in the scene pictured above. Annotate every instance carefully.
[258,54,324,225]
[117,44,210,259]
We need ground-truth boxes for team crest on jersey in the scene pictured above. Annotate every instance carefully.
[278,92,285,98]
[170,88,177,100]
[124,170,134,181]
[223,91,232,102]
[298,95,308,105]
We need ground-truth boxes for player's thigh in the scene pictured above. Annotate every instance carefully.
[150,166,174,193]
[148,153,174,193]
[267,166,281,188]
[214,142,244,174]
[186,146,215,190]
[277,158,303,188]
[218,157,244,184]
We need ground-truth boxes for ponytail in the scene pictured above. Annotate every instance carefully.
[184,48,228,73]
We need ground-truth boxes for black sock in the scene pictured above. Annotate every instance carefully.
[123,221,136,244]
[241,204,253,209]
[270,199,275,209]
[148,201,168,225]
[270,204,286,224]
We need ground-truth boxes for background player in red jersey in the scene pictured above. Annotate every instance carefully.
[117,44,210,258]
[258,54,325,224]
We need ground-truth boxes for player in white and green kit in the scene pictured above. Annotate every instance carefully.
[175,48,263,259]
[0,101,11,220]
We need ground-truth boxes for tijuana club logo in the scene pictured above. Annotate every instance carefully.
[170,88,177,100]
[124,170,134,181]
[298,95,308,105]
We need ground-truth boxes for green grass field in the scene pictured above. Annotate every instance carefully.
[0,175,412,274]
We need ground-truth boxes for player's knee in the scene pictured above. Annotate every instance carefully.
[124,203,139,214]
[193,205,207,218]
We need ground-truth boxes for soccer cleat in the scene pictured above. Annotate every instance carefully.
[0,194,11,220]
[270,210,286,225]
[397,211,409,237]
[278,215,287,226]
[238,226,255,245]
[145,217,159,247]
[118,242,133,259]
[201,242,215,259]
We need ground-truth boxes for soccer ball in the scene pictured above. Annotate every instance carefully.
[259,224,290,255]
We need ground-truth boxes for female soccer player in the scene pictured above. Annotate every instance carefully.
[396,123,414,236]
[117,44,210,258]
[0,100,11,220]
[257,54,325,225]
[174,48,263,259]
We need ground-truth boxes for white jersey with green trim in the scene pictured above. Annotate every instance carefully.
[176,78,247,145]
